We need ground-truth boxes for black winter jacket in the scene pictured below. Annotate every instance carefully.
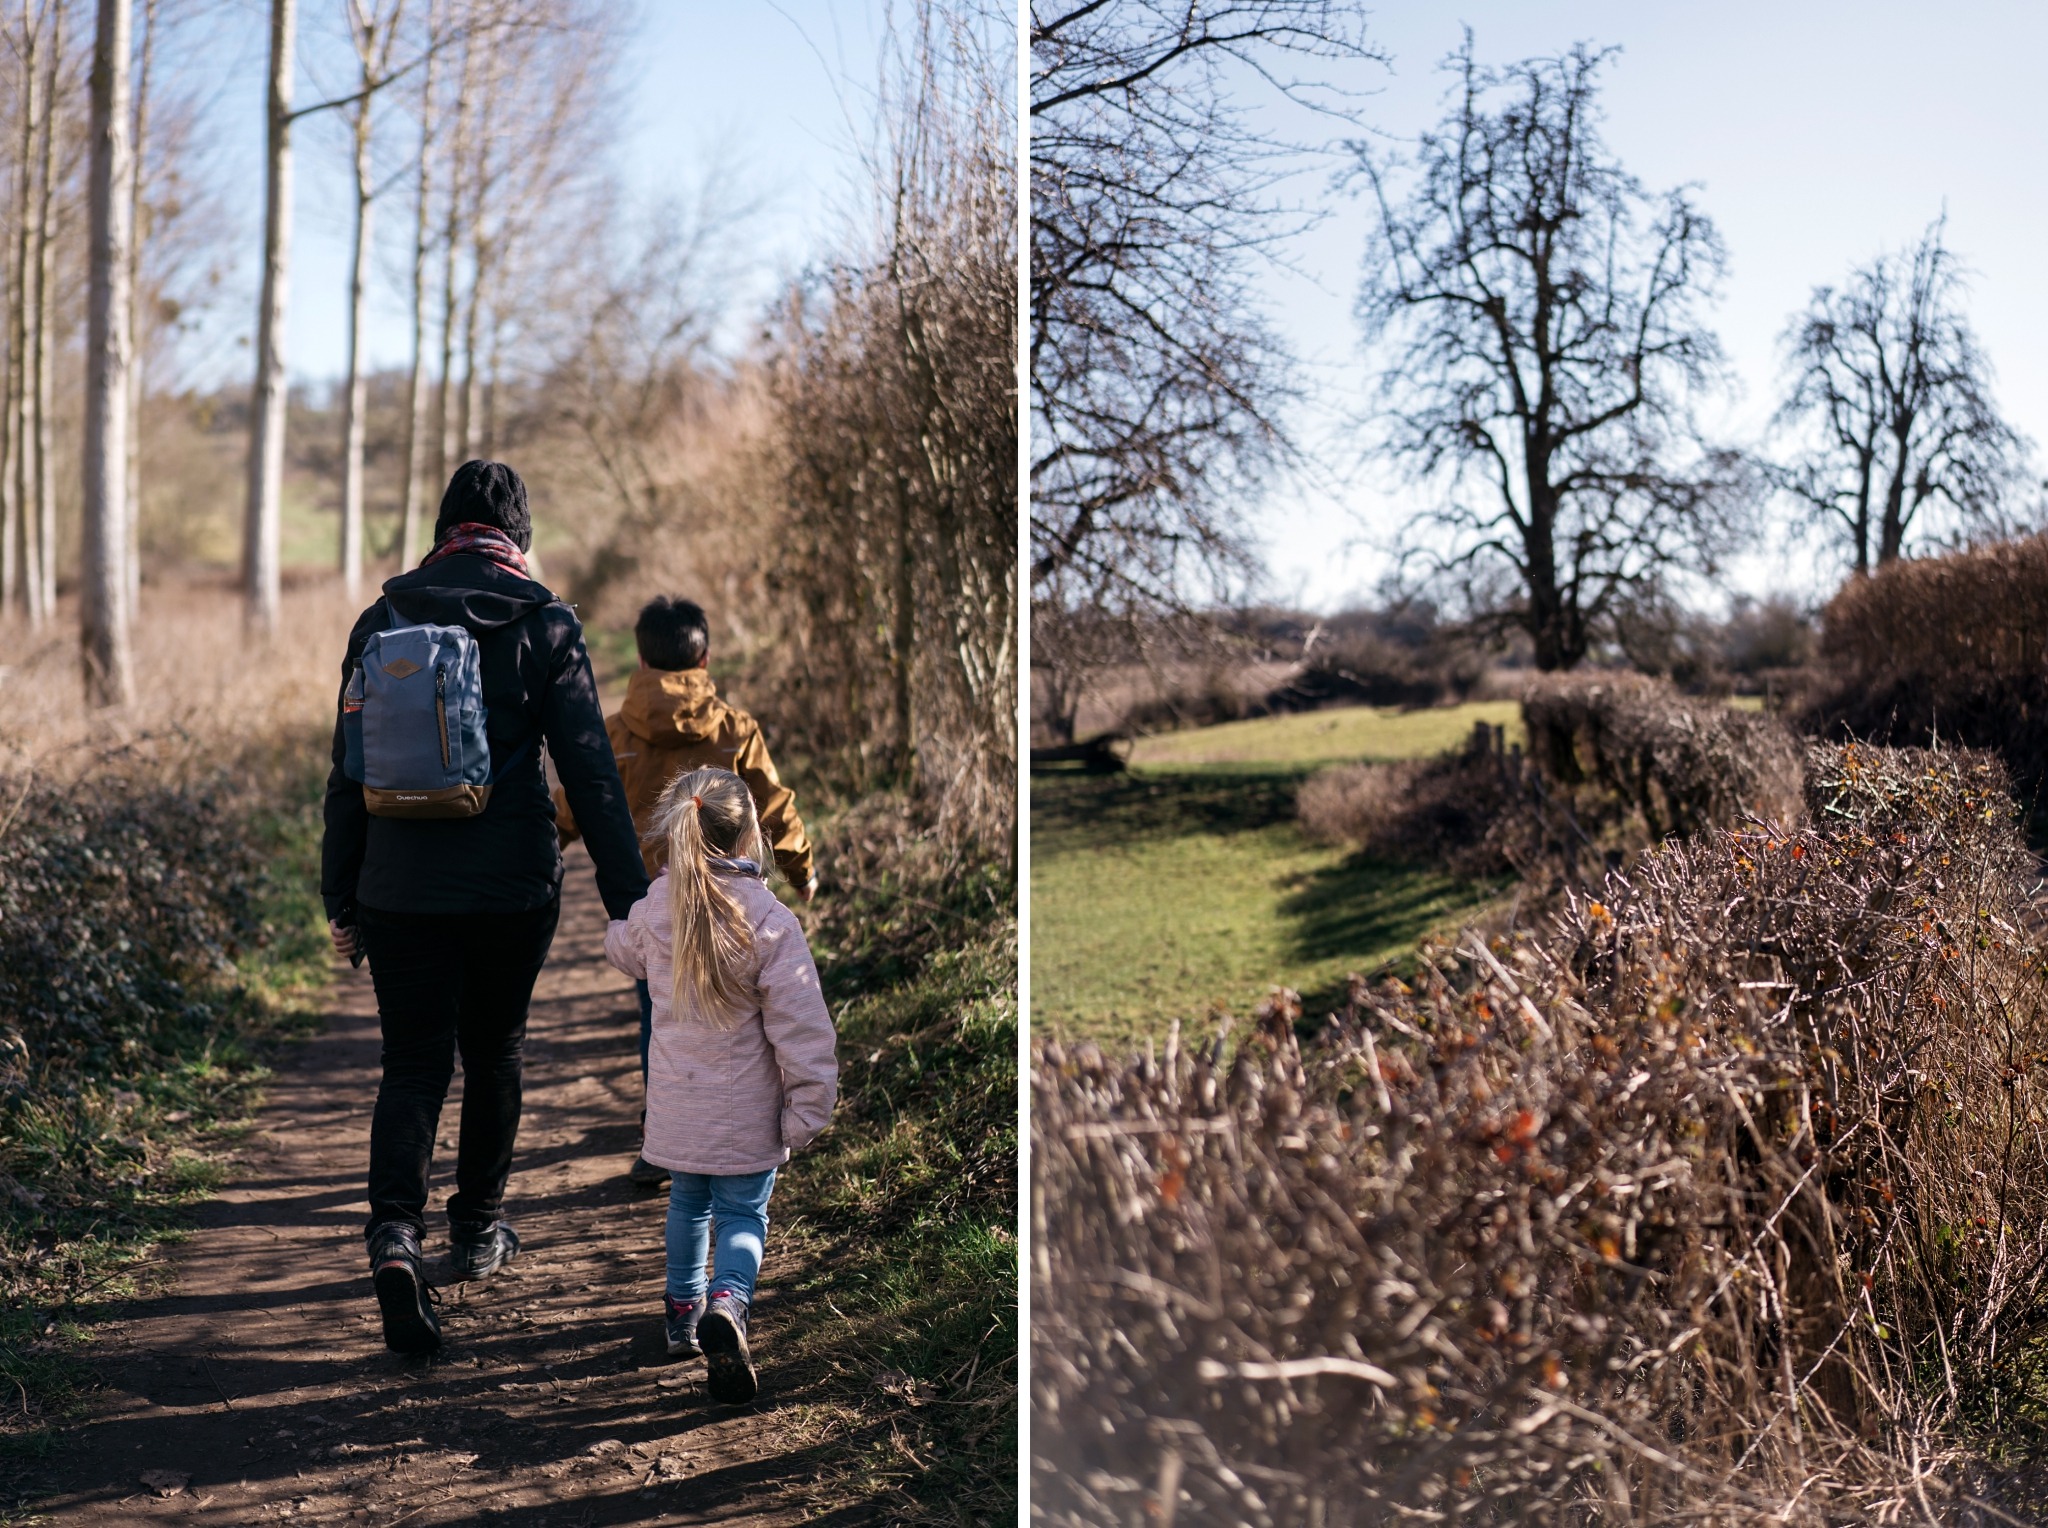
[320,555,649,923]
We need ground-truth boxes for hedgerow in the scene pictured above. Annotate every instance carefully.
[0,768,324,1443]
[1038,745,2048,1524]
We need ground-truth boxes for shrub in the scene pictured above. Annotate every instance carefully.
[0,778,260,1086]
[1297,722,1524,876]
[780,790,1017,1518]
[1118,666,1266,735]
[1796,534,2048,801]
[1297,678,1805,887]
[0,768,323,1437]
[1523,670,1805,842]
[1034,744,2048,1523]
[1272,605,1488,713]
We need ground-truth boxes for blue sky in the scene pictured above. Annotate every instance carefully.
[187,1,893,387]
[1248,2,2048,609]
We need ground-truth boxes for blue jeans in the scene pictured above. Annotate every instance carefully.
[665,1168,776,1306]
[635,979,653,1078]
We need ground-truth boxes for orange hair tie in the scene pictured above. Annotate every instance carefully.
[690,795,702,808]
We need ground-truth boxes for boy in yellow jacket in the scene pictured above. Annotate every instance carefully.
[554,595,817,1185]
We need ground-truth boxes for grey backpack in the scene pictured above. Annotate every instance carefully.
[341,608,524,818]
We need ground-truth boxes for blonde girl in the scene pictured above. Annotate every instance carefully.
[603,766,838,1404]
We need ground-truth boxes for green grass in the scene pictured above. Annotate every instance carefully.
[1032,768,1495,1053]
[773,825,1016,1522]
[1034,702,1523,1053]
[1125,699,1523,770]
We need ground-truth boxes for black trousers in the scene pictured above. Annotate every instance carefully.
[358,896,560,1237]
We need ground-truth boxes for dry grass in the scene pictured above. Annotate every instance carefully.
[1295,722,1525,877]
[1035,744,2048,1524]
[0,576,360,790]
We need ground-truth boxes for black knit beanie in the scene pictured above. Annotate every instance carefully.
[434,459,531,551]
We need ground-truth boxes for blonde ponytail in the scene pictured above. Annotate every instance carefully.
[650,768,767,1028]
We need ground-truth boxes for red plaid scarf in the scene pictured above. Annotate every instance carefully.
[422,522,530,577]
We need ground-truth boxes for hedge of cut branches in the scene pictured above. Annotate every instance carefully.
[1034,745,2048,1525]
[1298,676,1807,885]
[1798,534,2048,802]
[1522,671,1806,844]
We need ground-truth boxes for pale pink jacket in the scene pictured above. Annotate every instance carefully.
[603,869,838,1176]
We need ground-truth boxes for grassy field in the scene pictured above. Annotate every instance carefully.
[1125,699,1522,770]
[1033,702,1515,1053]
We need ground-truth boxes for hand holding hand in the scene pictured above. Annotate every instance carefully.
[800,877,819,905]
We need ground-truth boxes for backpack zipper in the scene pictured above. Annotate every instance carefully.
[435,667,450,771]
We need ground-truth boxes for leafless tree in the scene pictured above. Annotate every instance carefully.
[241,0,294,631]
[393,0,440,565]
[1356,38,1742,672]
[32,0,59,624]
[1029,0,1376,612]
[336,0,406,600]
[121,0,157,619]
[769,0,1016,841]
[2,4,51,627]
[82,0,133,704]
[1772,217,2027,574]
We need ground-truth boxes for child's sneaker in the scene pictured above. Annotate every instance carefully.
[697,1290,757,1404]
[664,1293,702,1358]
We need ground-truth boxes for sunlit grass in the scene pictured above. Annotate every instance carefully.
[1035,703,1520,1054]
[1031,768,1496,1054]
[1125,699,1523,770]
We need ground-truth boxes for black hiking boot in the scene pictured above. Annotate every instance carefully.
[697,1290,757,1404]
[368,1223,441,1355]
[449,1220,521,1281]
[663,1293,702,1358]
[627,1155,669,1190]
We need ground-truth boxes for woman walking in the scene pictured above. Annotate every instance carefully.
[321,460,648,1354]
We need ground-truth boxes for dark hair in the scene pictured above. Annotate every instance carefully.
[635,596,710,671]
[434,459,531,551]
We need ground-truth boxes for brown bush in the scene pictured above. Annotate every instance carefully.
[1523,670,1806,842]
[1796,535,2048,801]
[1297,723,1526,877]
[1295,759,1419,847]
[1035,744,2048,1524]
[1298,679,1806,888]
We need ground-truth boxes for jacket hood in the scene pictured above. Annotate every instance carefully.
[380,555,555,631]
[622,667,721,744]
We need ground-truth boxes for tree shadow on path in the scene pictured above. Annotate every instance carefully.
[17,844,902,1528]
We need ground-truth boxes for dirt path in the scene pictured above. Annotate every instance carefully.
[25,845,880,1527]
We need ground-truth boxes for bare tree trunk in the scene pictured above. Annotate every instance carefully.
[123,0,157,621]
[891,479,915,782]
[459,255,480,458]
[481,319,499,456]
[397,0,439,568]
[83,0,134,705]
[34,0,59,623]
[458,37,496,462]
[431,29,470,500]
[242,0,295,632]
[338,80,373,599]
[10,11,39,626]
[1,10,29,626]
